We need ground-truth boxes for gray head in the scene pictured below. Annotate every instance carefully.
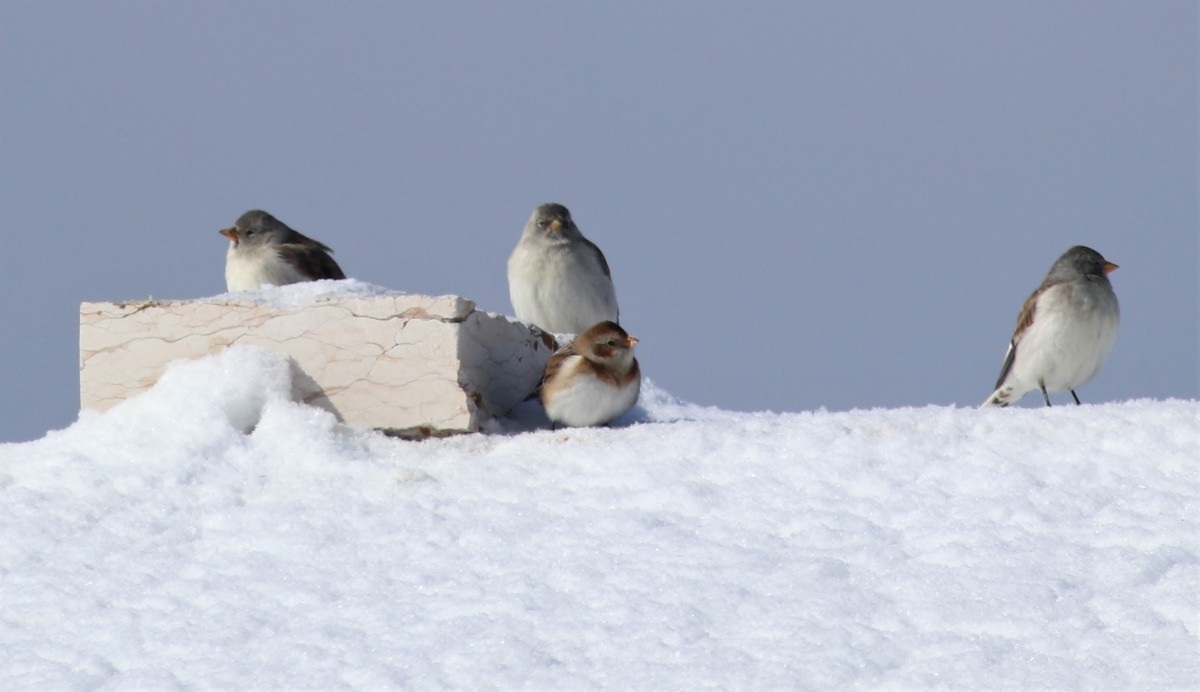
[1048,245,1118,283]
[219,210,301,248]
[524,203,582,242]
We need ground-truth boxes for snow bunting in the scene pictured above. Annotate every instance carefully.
[982,245,1119,407]
[507,203,619,335]
[220,210,346,292]
[541,321,641,428]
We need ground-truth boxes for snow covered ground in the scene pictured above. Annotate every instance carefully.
[1,346,1196,689]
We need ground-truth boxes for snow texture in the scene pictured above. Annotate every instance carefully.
[1,346,1196,689]
[214,277,403,308]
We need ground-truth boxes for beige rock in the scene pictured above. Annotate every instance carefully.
[79,286,555,437]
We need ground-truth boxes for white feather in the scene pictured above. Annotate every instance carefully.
[508,237,618,335]
[225,245,306,292]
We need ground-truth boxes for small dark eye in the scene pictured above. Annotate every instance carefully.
[536,220,547,229]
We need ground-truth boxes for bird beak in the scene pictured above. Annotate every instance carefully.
[625,335,639,347]
[219,228,239,244]
[548,219,563,233]
[1103,262,1118,274]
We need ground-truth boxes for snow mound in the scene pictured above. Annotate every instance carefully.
[212,277,421,308]
[1,346,1196,689]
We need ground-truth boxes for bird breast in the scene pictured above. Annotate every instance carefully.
[224,244,307,291]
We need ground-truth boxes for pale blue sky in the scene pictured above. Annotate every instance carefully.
[1,1,1196,442]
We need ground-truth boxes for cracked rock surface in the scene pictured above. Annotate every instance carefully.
[80,285,554,436]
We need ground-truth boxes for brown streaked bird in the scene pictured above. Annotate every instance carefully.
[541,321,641,428]
[220,210,346,291]
[507,203,619,335]
[982,245,1120,408]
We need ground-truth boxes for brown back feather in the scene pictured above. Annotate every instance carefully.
[539,342,582,390]
[1012,288,1040,341]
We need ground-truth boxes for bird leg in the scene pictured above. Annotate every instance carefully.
[1040,383,1052,407]
[1071,390,1081,405]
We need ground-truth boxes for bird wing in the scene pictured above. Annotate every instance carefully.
[276,241,347,281]
[540,342,581,390]
[581,237,612,279]
[993,340,1018,392]
[580,236,618,323]
[992,284,1042,390]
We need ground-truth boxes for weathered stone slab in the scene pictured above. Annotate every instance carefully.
[79,284,555,436]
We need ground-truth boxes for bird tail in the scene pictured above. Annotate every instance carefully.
[980,387,1013,408]
[981,340,1020,408]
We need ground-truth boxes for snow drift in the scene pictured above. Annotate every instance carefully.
[1,346,1196,689]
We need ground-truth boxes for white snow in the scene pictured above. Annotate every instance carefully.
[214,277,405,307]
[1,346,1196,689]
